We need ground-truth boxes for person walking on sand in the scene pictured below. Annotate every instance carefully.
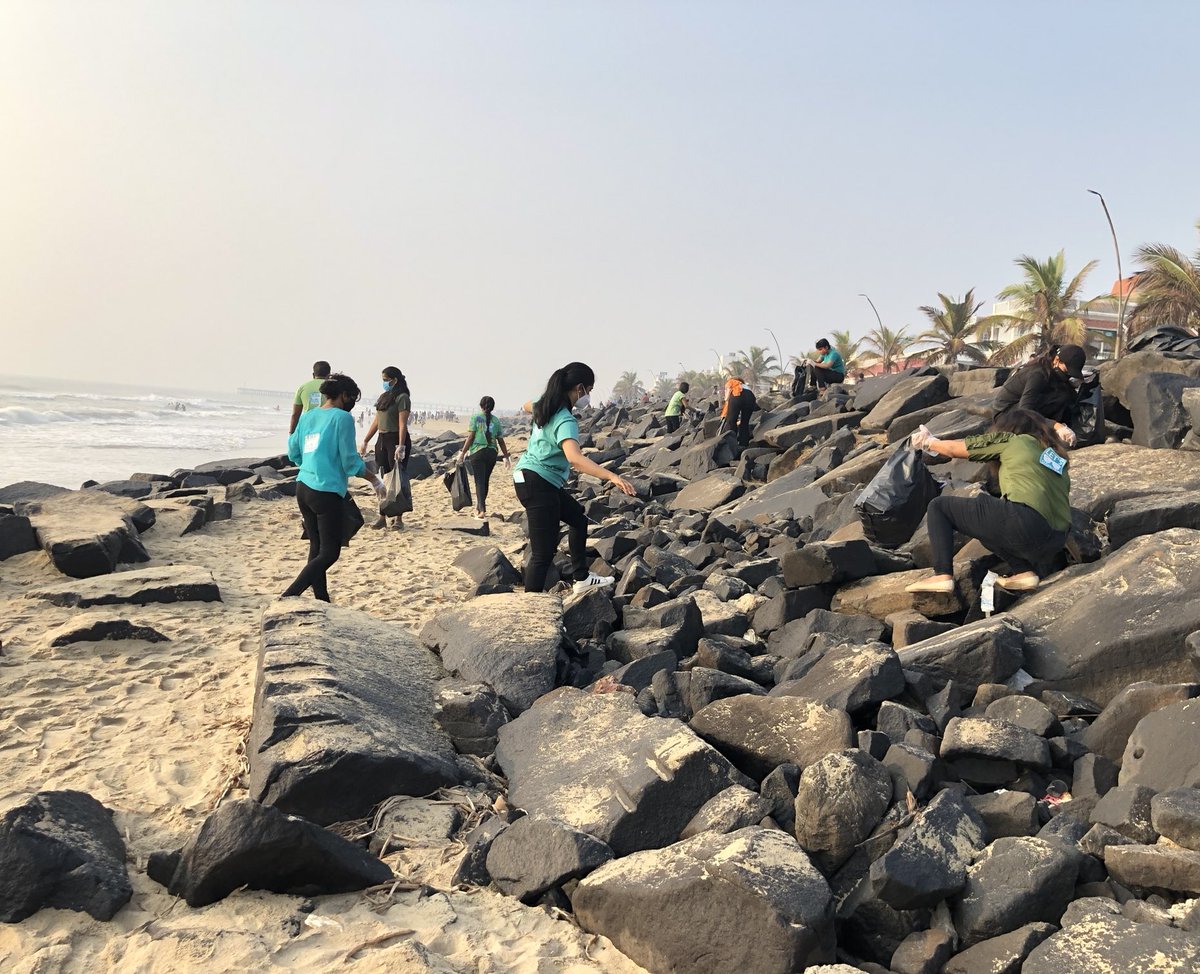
[290,360,331,434]
[360,366,412,530]
[663,381,690,434]
[457,396,511,518]
[515,362,636,594]
[283,373,386,603]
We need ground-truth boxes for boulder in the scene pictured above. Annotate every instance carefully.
[420,593,565,714]
[967,791,1039,840]
[1151,787,1200,851]
[953,836,1079,948]
[1104,843,1200,895]
[781,540,877,587]
[1100,347,1200,406]
[573,827,835,974]
[1067,444,1200,518]
[45,616,169,647]
[16,490,154,578]
[680,785,772,839]
[149,799,391,907]
[1090,783,1157,843]
[1022,909,1200,973]
[248,601,464,825]
[1011,529,1200,703]
[0,790,132,923]
[860,374,950,432]
[942,922,1055,974]
[25,564,221,607]
[669,472,745,513]
[832,569,962,620]
[1081,681,1199,765]
[794,749,893,873]
[0,513,38,560]
[678,433,740,480]
[562,586,618,641]
[942,717,1051,770]
[451,545,521,594]
[434,683,509,756]
[767,609,888,659]
[690,693,854,780]
[495,688,749,856]
[759,413,863,451]
[486,817,613,903]
[770,641,905,714]
[897,616,1024,687]
[1119,698,1200,791]
[1126,371,1200,449]
[1107,493,1200,550]
[0,480,70,505]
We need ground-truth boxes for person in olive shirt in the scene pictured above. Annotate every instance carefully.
[663,381,690,433]
[906,408,1071,594]
[289,360,331,434]
[457,395,511,517]
[360,366,412,529]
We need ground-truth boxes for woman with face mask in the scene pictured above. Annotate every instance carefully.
[283,373,385,602]
[514,362,637,594]
[360,366,412,529]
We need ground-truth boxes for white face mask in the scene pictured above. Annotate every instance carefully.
[575,393,591,410]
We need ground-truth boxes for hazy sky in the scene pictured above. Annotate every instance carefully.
[3,1,1198,408]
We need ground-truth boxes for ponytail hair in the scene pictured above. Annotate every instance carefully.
[375,366,410,411]
[532,362,595,427]
[480,395,496,447]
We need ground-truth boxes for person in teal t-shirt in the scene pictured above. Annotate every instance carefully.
[289,360,331,434]
[283,373,385,603]
[663,381,690,434]
[515,362,636,594]
[801,338,846,393]
[457,396,511,517]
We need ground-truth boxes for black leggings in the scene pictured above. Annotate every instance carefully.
[467,447,499,512]
[514,470,589,592]
[283,482,344,602]
[664,414,681,434]
[926,493,1068,578]
[722,392,756,447]
[805,364,844,389]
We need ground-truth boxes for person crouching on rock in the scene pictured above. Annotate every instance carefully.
[360,366,412,530]
[905,408,1072,595]
[283,373,385,602]
[515,362,636,594]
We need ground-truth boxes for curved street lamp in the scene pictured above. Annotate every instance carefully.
[858,292,884,331]
[1088,189,1126,360]
[765,327,784,374]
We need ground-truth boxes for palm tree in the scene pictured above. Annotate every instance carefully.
[611,371,644,402]
[652,373,676,400]
[830,329,864,372]
[725,345,779,394]
[861,325,914,374]
[982,251,1099,364]
[1126,221,1200,336]
[914,289,994,365]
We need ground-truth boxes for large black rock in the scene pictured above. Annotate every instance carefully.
[794,749,893,873]
[16,490,154,578]
[0,790,132,922]
[249,602,465,825]
[0,513,38,561]
[485,816,613,903]
[25,564,221,608]
[149,799,391,907]
[1126,371,1200,449]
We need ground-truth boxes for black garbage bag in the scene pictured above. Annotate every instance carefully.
[301,493,365,547]
[1127,324,1200,359]
[855,446,942,548]
[1068,370,1105,447]
[379,464,413,517]
[443,464,473,512]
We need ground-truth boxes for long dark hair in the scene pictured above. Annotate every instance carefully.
[990,408,1070,466]
[320,373,361,406]
[532,362,594,427]
[376,366,410,411]
[480,395,496,446]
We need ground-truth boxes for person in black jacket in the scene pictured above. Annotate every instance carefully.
[992,344,1086,445]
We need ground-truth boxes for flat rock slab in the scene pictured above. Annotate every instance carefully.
[420,593,565,714]
[249,601,465,825]
[16,490,155,578]
[26,565,222,608]
[150,798,391,907]
[832,569,962,620]
[495,688,749,856]
[1068,443,1200,518]
[0,790,132,922]
[897,615,1025,687]
[1022,909,1200,973]
[1120,698,1200,791]
[1104,842,1200,895]
[46,616,169,647]
[1012,528,1200,704]
[573,826,836,974]
[668,472,745,513]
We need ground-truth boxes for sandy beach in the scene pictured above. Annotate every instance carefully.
[0,463,646,974]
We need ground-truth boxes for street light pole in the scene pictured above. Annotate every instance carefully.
[765,327,784,377]
[858,292,884,331]
[1088,189,1126,360]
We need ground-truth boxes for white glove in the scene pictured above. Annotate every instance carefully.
[372,478,387,498]
[395,444,408,463]
[503,455,512,468]
[1054,423,1077,448]
[911,425,934,452]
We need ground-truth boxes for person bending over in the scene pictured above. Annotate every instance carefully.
[515,362,635,594]
[663,381,690,433]
[905,408,1072,595]
[992,344,1087,446]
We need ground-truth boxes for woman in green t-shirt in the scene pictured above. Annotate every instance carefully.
[457,396,511,518]
[906,409,1072,594]
[360,366,412,529]
[515,362,636,594]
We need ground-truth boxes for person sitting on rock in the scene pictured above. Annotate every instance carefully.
[992,344,1087,447]
[905,408,1072,595]
[663,381,690,434]
[803,338,846,392]
[515,362,636,594]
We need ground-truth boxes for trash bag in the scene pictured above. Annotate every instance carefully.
[444,463,473,512]
[1127,324,1200,359]
[855,446,942,548]
[1068,370,1104,447]
[306,493,365,546]
[379,464,412,517]
[790,365,805,399]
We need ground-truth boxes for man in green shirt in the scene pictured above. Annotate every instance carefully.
[290,360,331,434]
[663,381,690,433]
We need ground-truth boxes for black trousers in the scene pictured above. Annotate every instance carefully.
[664,414,681,433]
[467,447,498,511]
[723,393,755,446]
[926,493,1068,578]
[375,429,413,475]
[514,470,589,592]
[805,363,845,390]
[283,482,344,601]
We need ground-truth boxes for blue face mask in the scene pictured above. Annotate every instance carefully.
[382,382,392,391]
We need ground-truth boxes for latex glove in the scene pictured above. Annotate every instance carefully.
[373,480,387,499]
[395,444,408,463]
[911,425,934,452]
[503,455,512,468]
[1054,422,1077,448]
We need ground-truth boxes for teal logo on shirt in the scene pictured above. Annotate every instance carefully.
[1039,448,1066,475]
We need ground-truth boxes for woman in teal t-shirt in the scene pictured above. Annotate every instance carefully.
[457,396,511,517]
[515,362,636,594]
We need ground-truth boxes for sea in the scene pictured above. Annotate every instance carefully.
[2,375,319,488]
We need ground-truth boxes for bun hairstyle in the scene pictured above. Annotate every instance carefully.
[376,366,410,411]
[480,395,496,447]
[319,372,361,405]
[533,362,595,427]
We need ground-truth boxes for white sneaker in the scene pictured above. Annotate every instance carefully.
[573,573,616,594]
